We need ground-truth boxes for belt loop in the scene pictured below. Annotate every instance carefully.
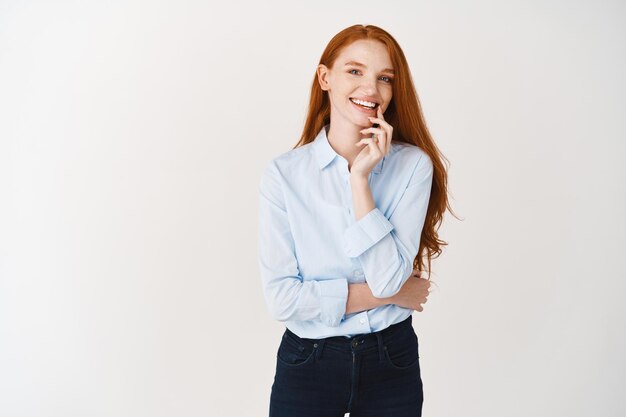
[315,339,326,360]
[375,332,385,363]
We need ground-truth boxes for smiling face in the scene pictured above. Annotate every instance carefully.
[317,39,395,128]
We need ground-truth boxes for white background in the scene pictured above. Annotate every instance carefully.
[1,0,625,416]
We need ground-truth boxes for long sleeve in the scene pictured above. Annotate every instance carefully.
[258,160,348,327]
[343,151,434,299]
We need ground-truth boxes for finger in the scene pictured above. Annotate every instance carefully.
[371,123,380,145]
[368,137,384,156]
[357,137,379,143]
[380,122,392,154]
[359,127,386,151]
[367,116,392,153]
[385,127,393,155]
[356,137,380,151]
[369,106,385,122]
[359,127,384,136]
[369,107,387,124]
[367,116,386,126]
[374,130,386,153]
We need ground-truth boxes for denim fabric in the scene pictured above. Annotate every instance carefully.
[269,315,423,417]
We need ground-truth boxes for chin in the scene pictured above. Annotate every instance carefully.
[354,117,372,128]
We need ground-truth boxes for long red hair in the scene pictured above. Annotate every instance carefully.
[292,24,456,280]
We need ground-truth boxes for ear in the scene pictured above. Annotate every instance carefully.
[317,64,330,91]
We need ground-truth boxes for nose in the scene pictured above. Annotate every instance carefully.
[360,75,380,95]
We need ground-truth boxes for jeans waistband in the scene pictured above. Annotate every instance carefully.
[285,315,413,362]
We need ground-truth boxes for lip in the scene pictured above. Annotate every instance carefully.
[350,96,380,105]
[350,98,378,114]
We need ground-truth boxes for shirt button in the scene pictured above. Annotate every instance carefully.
[359,318,365,324]
[354,269,364,277]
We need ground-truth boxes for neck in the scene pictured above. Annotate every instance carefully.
[326,119,370,169]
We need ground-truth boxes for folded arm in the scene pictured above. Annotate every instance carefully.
[346,151,434,298]
[258,158,429,327]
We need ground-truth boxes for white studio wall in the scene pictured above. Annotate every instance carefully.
[1,1,625,416]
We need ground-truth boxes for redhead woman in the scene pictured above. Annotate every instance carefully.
[258,24,451,417]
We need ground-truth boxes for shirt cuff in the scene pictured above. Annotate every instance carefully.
[343,208,394,258]
[318,279,348,327]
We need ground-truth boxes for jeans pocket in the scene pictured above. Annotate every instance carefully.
[383,329,420,370]
[276,330,316,367]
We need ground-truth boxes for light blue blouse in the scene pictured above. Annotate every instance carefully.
[258,124,433,339]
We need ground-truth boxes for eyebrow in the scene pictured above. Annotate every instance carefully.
[344,60,395,74]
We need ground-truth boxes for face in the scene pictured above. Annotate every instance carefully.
[317,39,394,128]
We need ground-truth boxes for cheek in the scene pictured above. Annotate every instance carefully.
[339,78,359,92]
[384,93,393,108]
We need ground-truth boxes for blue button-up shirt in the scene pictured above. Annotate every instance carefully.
[258,124,433,339]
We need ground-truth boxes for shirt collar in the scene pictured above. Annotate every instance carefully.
[312,124,384,174]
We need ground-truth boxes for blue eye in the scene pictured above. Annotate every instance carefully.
[348,69,393,83]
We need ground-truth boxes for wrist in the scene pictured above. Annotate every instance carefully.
[349,173,369,185]
[380,294,394,306]
[377,298,391,308]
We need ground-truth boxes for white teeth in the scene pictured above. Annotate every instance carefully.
[350,98,377,108]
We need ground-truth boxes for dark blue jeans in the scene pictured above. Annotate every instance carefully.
[269,315,423,417]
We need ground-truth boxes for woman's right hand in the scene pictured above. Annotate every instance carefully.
[390,273,431,312]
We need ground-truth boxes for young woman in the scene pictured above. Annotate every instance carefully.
[258,24,450,417]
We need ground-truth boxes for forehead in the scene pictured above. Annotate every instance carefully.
[336,39,393,68]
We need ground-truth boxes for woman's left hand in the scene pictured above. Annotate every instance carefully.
[351,105,393,178]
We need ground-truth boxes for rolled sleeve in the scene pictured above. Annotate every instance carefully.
[343,207,394,258]
[341,151,434,299]
[318,278,349,327]
[258,160,349,326]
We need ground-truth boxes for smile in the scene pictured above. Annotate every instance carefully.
[350,98,379,112]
